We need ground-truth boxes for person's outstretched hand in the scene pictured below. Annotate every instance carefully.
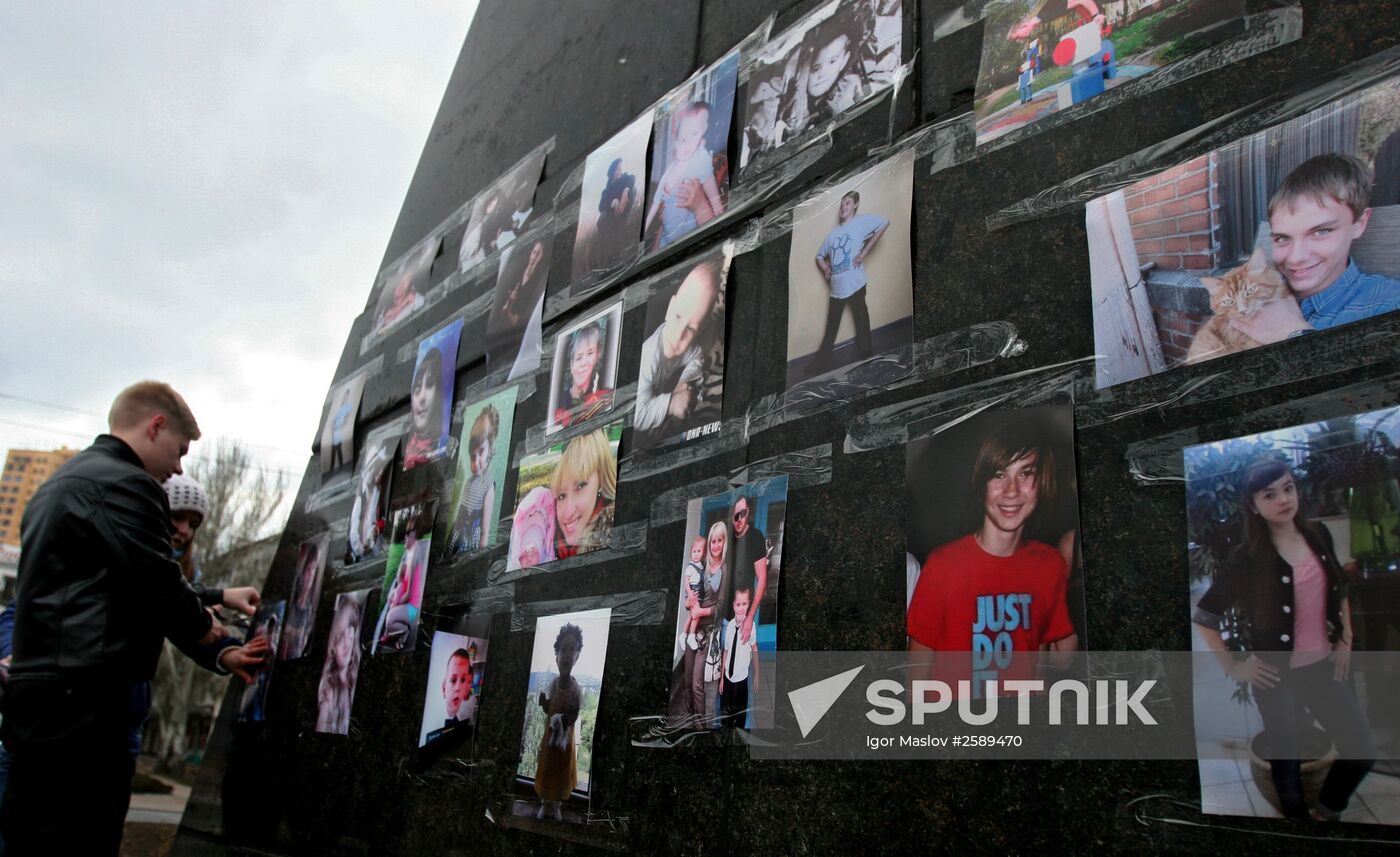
[220,636,270,684]
[222,586,261,616]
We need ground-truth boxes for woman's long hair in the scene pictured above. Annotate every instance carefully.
[1241,458,1309,563]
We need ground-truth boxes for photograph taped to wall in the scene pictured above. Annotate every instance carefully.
[319,372,367,474]
[447,387,518,556]
[404,318,464,470]
[905,405,1086,690]
[237,600,285,723]
[315,589,370,736]
[786,147,913,389]
[738,0,903,174]
[512,607,612,825]
[367,236,442,340]
[546,300,623,436]
[572,113,650,283]
[458,146,548,275]
[1184,406,1400,824]
[632,246,731,452]
[279,534,329,662]
[487,230,552,381]
[346,423,399,566]
[667,476,789,731]
[1087,74,1400,389]
[643,47,739,253]
[973,0,1246,146]
[418,614,491,751]
[507,422,624,571]
[372,496,436,654]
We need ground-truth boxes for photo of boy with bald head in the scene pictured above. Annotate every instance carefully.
[632,249,732,451]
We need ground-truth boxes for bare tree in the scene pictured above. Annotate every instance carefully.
[147,438,289,777]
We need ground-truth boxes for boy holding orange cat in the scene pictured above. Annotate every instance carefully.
[1232,153,1400,344]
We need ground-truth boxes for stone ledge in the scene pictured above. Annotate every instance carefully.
[1145,268,1212,315]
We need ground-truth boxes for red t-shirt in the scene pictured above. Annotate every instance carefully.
[907,533,1074,686]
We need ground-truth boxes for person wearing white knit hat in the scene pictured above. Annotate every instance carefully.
[164,473,261,616]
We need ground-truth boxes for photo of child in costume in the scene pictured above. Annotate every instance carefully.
[547,300,622,435]
[403,318,464,470]
[447,388,517,556]
[315,589,370,735]
[507,422,623,571]
[512,607,612,825]
[643,47,738,252]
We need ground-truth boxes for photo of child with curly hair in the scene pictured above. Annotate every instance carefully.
[315,589,369,735]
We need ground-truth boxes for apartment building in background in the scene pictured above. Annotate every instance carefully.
[0,447,77,547]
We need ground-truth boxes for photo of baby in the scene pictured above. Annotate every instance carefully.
[546,300,623,435]
[1184,406,1400,825]
[315,589,370,736]
[345,423,398,566]
[371,498,435,654]
[279,534,329,662]
[642,47,738,252]
[786,148,913,388]
[319,372,366,474]
[446,388,518,556]
[403,319,464,471]
[512,607,612,825]
[486,230,552,381]
[457,146,548,274]
[973,0,1246,145]
[237,600,285,723]
[631,248,730,452]
[507,422,624,571]
[571,114,650,283]
[418,615,491,752]
[904,405,1085,690]
[667,477,789,731]
[1087,74,1400,388]
[738,0,903,174]
[367,236,442,340]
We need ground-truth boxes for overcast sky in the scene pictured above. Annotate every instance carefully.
[0,1,477,494]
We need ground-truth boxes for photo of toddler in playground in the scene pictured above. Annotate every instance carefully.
[1087,75,1400,388]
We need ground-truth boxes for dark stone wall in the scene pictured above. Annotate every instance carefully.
[173,1,1400,854]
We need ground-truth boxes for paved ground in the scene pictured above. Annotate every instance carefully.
[121,776,191,857]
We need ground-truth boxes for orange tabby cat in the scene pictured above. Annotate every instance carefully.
[1183,248,1291,365]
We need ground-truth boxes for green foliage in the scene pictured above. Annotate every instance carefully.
[515,679,599,794]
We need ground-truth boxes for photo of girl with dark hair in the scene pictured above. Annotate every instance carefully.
[403,318,464,470]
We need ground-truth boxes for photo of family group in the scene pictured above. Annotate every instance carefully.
[279,534,329,662]
[368,237,442,340]
[905,405,1085,691]
[786,148,913,388]
[1185,405,1400,824]
[319,372,366,474]
[403,319,464,469]
[315,589,370,736]
[372,497,435,654]
[547,300,623,435]
[457,146,548,274]
[632,248,730,452]
[507,423,624,571]
[447,388,518,556]
[739,0,902,173]
[237,600,285,723]
[1088,74,1400,388]
[973,0,1245,145]
[643,47,739,253]
[487,229,552,380]
[346,422,399,566]
[512,607,612,825]
[418,613,491,757]
[572,114,651,282]
[667,477,789,731]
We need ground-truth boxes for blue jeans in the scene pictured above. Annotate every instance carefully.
[1253,658,1376,817]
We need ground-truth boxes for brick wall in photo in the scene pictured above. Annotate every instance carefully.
[1123,152,1221,271]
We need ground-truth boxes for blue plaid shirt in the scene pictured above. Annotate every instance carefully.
[1300,260,1400,330]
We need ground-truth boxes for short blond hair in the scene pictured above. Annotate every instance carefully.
[108,381,201,439]
[1268,153,1374,221]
